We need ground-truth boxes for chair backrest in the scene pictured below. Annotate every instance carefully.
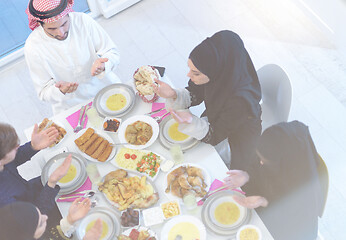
[256,64,292,131]
[317,155,329,218]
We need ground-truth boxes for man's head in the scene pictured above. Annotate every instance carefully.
[26,0,74,35]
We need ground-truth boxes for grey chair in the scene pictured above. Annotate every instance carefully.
[257,64,292,131]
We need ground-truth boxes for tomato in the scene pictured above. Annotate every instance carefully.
[137,163,141,167]
[124,153,130,159]
[150,165,154,169]
[131,154,137,159]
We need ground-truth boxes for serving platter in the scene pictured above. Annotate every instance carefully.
[164,163,211,203]
[118,115,159,150]
[74,128,117,163]
[120,226,158,239]
[94,83,136,118]
[158,115,200,152]
[41,152,87,195]
[201,190,251,236]
[76,207,120,240]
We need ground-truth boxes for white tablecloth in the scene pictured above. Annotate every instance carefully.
[24,79,273,240]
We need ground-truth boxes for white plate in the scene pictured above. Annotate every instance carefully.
[160,215,206,240]
[47,157,82,188]
[236,224,262,240]
[118,115,159,150]
[39,119,67,148]
[74,128,116,163]
[76,207,120,240]
[110,148,163,181]
[164,163,211,203]
[121,226,158,239]
[163,118,193,144]
[100,88,132,115]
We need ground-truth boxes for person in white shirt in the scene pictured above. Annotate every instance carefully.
[24,0,120,114]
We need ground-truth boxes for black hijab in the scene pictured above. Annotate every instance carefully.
[187,30,261,123]
[0,201,39,240]
[244,121,323,240]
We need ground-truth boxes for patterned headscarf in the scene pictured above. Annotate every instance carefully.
[25,0,74,30]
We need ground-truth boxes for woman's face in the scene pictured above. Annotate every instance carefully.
[187,59,210,85]
[34,208,48,239]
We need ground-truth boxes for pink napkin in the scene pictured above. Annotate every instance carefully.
[151,102,170,119]
[66,102,92,129]
[57,177,92,202]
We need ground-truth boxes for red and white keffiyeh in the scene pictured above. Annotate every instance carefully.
[25,0,74,30]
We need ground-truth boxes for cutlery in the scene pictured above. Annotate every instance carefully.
[58,191,95,200]
[73,105,86,133]
[199,186,246,204]
[145,107,165,116]
[110,142,129,147]
[75,105,91,133]
[61,189,92,196]
[152,112,170,123]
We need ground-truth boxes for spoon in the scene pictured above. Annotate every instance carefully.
[58,191,95,200]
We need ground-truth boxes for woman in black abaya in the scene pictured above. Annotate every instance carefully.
[153,30,261,170]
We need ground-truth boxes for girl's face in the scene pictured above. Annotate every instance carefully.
[187,59,210,85]
[34,208,48,239]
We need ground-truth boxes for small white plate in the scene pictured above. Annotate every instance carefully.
[103,117,122,134]
[74,128,116,163]
[160,215,206,240]
[236,224,262,240]
[118,115,159,150]
[164,163,211,203]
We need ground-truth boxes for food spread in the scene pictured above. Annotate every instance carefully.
[103,118,121,132]
[168,122,189,142]
[106,93,127,111]
[239,227,260,240]
[168,222,200,240]
[125,120,153,145]
[214,202,240,225]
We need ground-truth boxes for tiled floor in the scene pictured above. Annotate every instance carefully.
[1,0,346,238]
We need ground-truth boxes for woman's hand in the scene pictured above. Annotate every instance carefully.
[223,170,249,189]
[91,58,108,76]
[31,124,59,151]
[83,218,103,240]
[67,198,91,225]
[55,81,79,94]
[170,109,193,124]
[152,78,177,99]
[233,195,268,209]
[47,154,72,188]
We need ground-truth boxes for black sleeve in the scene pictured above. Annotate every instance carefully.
[185,80,205,107]
[13,142,39,167]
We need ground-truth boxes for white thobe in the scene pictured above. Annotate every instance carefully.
[24,12,121,114]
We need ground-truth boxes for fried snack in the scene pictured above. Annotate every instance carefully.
[38,118,66,147]
[90,139,108,159]
[79,133,98,152]
[38,118,49,131]
[98,144,113,162]
[125,121,153,145]
[74,128,95,146]
[85,136,103,156]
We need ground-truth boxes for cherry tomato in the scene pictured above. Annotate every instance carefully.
[124,153,130,159]
[131,154,137,159]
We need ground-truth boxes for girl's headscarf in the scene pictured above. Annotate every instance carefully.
[187,30,261,122]
[0,201,39,240]
[25,0,74,30]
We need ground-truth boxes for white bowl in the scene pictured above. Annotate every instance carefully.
[236,224,262,240]
[103,117,122,134]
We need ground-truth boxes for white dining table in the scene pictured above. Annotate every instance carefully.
[24,78,273,240]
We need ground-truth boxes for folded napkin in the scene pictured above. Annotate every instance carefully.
[197,179,225,206]
[57,177,92,202]
[151,102,170,120]
[66,102,92,129]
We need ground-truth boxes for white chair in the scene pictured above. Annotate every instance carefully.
[256,64,292,131]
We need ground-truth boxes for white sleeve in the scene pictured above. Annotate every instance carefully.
[85,14,120,78]
[166,88,191,110]
[178,115,209,140]
[59,217,76,238]
[24,48,67,104]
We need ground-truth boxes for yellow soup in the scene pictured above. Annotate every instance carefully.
[106,94,127,111]
[239,228,260,240]
[86,220,108,239]
[168,122,189,141]
[59,164,76,183]
[168,222,200,240]
[214,202,240,225]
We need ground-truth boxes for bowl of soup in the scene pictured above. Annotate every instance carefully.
[236,224,262,240]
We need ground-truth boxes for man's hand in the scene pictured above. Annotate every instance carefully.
[233,195,268,209]
[55,81,79,94]
[67,198,91,225]
[47,154,72,188]
[91,58,108,76]
[31,124,59,151]
[152,78,177,99]
[83,218,103,240]
[223,170,249,189]
[170,109,193,124]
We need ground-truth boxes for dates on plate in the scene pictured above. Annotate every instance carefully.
[121,208,139,227]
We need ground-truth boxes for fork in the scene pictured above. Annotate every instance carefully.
[73,105,86,133]
[152,112,170,123]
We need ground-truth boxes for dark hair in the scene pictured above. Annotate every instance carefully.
[0,123,19,159]
[38,20,44,26]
